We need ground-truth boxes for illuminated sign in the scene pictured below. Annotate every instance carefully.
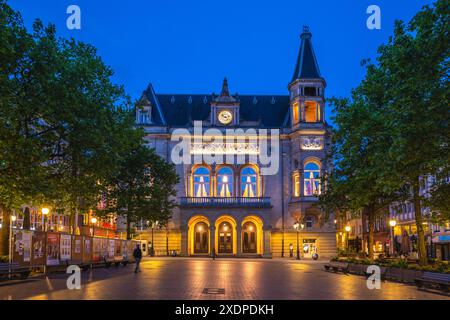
[190,142,259,155]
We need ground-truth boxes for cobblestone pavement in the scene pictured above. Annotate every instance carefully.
[0,257,448,300]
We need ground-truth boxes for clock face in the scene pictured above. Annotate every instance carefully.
[218,110,233,125]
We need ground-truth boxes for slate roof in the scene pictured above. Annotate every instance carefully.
[142,85,290,128]
[292,26,322,80]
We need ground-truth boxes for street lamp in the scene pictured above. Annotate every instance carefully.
[151,221,159,257]
[293,221,301,260]
[389,219,397,256]
[41,207,49,232]
[345,225,351,251]
[9,215,17,265]
[91,217,98,237]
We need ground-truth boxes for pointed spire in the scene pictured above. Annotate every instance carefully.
[213,77,237,104]
[220,77,230,97]
[292,26,321,81]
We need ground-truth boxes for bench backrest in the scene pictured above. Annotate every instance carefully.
[331,262,349,268]
[0,263,20,270]
[423,272,450,282]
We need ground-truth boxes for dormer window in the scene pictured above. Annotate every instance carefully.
[137,107,152,125]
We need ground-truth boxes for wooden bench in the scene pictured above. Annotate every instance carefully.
[0,263,31,280]
[324,262,350,273]
[415,272,450,293]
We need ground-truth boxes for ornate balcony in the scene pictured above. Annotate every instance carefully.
[179,197,272,208]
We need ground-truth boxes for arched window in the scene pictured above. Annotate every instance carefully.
[194,222,208,253]
[193,167,210,197]
[217,167,233,197]
[304,162,320,196]
[241,167,257,197]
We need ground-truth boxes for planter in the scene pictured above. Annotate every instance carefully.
[346,262,426,283]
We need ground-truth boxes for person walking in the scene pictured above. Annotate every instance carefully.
[133,244,142,273]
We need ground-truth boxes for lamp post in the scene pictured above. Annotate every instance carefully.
[41,207,49,232]
[91,217,98,237]
[9,215,17,263]
[151,221,159,257]
[41,207,49,275]
[293,221,300,260]
[389,219,397,256]
[345,225,351,251]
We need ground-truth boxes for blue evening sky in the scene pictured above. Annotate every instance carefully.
[9,0,433,123]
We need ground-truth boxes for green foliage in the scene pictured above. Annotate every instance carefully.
[0,1,179,254]
[320,0,449,265]
[101,145,179,239]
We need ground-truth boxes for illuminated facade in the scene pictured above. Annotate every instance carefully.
[133,27,336,258]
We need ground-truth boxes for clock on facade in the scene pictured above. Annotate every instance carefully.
[218,110,233,125]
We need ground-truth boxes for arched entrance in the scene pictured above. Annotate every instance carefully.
[215,216,237,255]
[194,222,209,253]
[241,215,264,255]
[188,216,210,255]
[218,221,233,253]
[242,221,257,253]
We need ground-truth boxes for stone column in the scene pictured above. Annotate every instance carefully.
[209,225,216,257]
[262,227,272,258]
[236,224,242,256]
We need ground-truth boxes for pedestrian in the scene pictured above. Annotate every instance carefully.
[133,244,142,273]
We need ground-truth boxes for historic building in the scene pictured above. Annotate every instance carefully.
[132,27,336,258]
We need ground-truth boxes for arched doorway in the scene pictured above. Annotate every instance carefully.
[242,221,257,253]
[218,221,233,254]
[194,222,208,253]
[241,215,264,255]
[187,215,210,255]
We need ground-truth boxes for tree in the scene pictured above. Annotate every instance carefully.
[102,145,179,240]
[319,89,397,260]
[371,0,449,265]
[0,2,57,255]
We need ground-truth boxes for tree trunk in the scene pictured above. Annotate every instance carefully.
[166,225,169,256]
[0,206,11,256]
[367,208,375,261]
[413,180,428,266]
[126,212,131,240]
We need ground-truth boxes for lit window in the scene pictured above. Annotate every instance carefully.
[293,173,300,197]
[217,167,233,197]
[304,101,317,122]
[193,167,210,197]
[292,102,299,124]
[304,162,320,196]
[241,167,257,197]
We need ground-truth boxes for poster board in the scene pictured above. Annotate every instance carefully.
[83,236,92,263]
[122,240,128,259]
[46,232,60,266]
[60,234,72,262]
[114,239,122,261]
[72,235,83,263]
[108,239,115,261]
[101,238,108,259]
[92,237,102,262]
[13,230,32,266]
[31,231,45,266]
